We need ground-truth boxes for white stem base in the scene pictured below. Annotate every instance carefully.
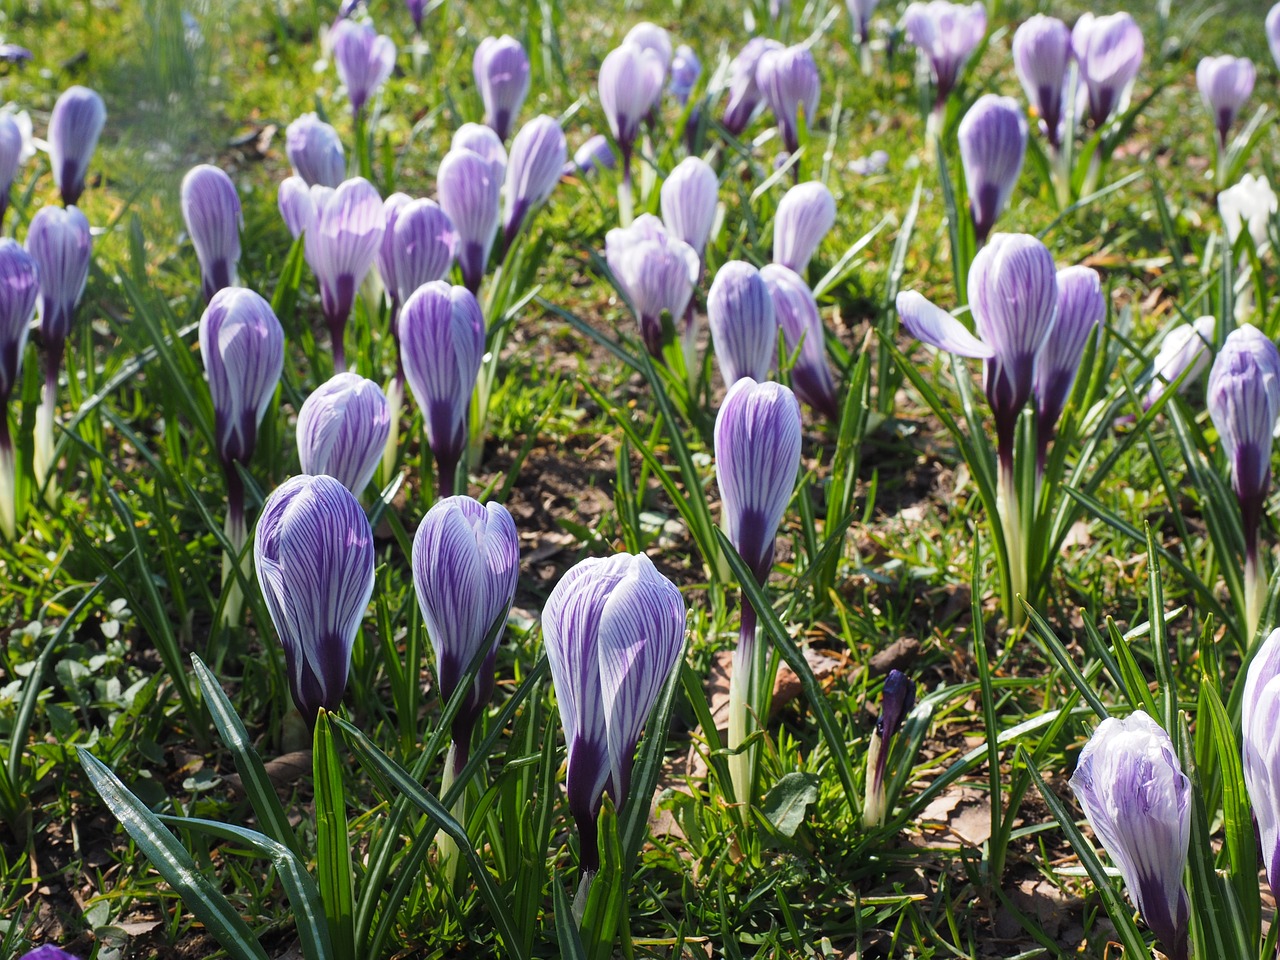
[997,466,1026,626]
[572,869,596,926]
[381,378,403,484]
[1246,556,1265,645]
[33,396,58,507]
[221,509,248,626]
[727,630,755,808]
[0,442,14,540]
[863,731,885,828]
[435,743,463,886]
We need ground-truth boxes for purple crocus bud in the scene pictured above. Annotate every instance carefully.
[598,43,665,174]
[278,176,319,239]
[714,377,803,582]
[48,85,106,207]
[452,123,508,174]
[198,288,285,468]
[1270,4,1280,74]
[1072,12,1143,128]
[255,474,375,720]
[1012,16,1071,149]
[755,44,820,154]
[0,240,37,538]
[659,157,718,261]
[305,177,385,370]
[669,45,700,105]
[502,115,566,248]
[331,19,396,117]
[1144,315,1215,410]
[19,949,83,960]
[0,111,32,223]
[543,552,685,873]
[412,496,519,767]
[863,669,915,827]
[958,95,1027,245]
[378,192,412,312]
[760,264,838,420]
[604,214,699,358]
[625,22,674,77]
[398,281,485,497]
[1033,265,1104,446]
[774,180,835,277]
[406,0,427,31]
[438,148,503,295]
[563,134,616,177]
[1069,711,1190,960]
[297,372,391,494]
[392,198,459,306]
[902,1,987,109]
[1242,627,1280,901]
[722,38,783,136]
[473,36,531,141]
[1196,55,1255,148]
[707,261,778,386]
[181,165,242,302]
[285,114,346,188]
[26,206,91,350]
[0,44,31,66]
[846,0,879,45]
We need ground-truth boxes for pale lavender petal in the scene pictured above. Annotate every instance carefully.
[297,372,390,493]
[181,164,242,302]
[896,290,994,358]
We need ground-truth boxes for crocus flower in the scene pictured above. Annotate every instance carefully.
[285,113,346,188]
[48,85,106,207]
[390,198,459,306]
[760,264,838,420]
[604,214,699,358]
[669,45,700,105]
[773,180,835,277]
[398,281,485,497]
[1033,265,1104,449]
[722,37,783,136]
[1197,56,1254,150]
[1219,173,1278,254]
[438,147,503,294]
[707,261,778,386]
[255,474,375,720]
[1069,711,1190,960]
[1072,12,1143,128]
[1242,627,1280,900]
[502,115,566,248]
[1270,4,1280,74]
[659,157,718,261]
[563,134,615,177]
[19,949,82,960]
[297,372,390,494]
[1144,315,1215,410]
[543,552,686,873]
[625,22,674,77]
[412,496,519,767]
[0,110,32,223]
[378,193,412,313]
[331,19,395,117]
[452,123,508,173]
[863,670,915,827]
[958,96,1027,245]
[902,1,987,111]
[755,44,820,154]
[1012,15,1071,149]
[278,176,320,240]
[181,164,242,302]
[598,43,664,184]
[0,239,39,539]
[473,36,530,141]
[847,0,879,45]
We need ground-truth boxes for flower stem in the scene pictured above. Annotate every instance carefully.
[221,466,248,626]
[34,344,64,506]
[436,740,466,886]
[381,374,403,484]
[1245,533,1265,645]
[997,456,1026,627]
[618,146,634,227]
[728,599,757,808]
[0,412,15,540]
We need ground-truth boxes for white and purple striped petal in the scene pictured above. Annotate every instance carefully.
[392,198,459,306]
[181,164,242,302]
[1144,315,1215,409]
[48,85,106,208]
[722,37,783,136]
[474,35,531,141]
[760,264,837,420]
[773,180,835,276]
[331,19,396,116]
[1034,265,1104,434]
[502,114,566,248]
[902,1,987,106]
[896,290,994,359]
[1197,55,1255,147]
[1072,12,1143,127]
[297,372,390,494]
[958,95,1027,244]
[306,177,385,368]
[605,215,699,357]
[25,205,91,347]
[1012,15,1071,148]
[1243,627,1280,900]
[598,43,665,159]
[438,147,503,294]
[707,260,778,386]
[660,157,718,261]
[0,239,39,402]
[285,113,346,188]
[755,44,820,154]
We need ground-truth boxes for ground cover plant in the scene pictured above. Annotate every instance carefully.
[5,0,1280,957]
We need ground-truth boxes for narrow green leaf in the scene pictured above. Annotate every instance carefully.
[313,712,355,960]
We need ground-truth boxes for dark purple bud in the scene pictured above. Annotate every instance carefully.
[1072,12,1143,128]
[708,260,777,386]
[760,264,838,420]
[1012,15,1071,148]
[181,165,242,302]
[502,114,566,248]
[286,113,346,188]
[902,1,987,107]
[755,44,820,154]
[473,35,531,141]
[48,85,105,207]
[1197,55,1254,148]
[19,949,83,960]
[846,0,879,45]
[438,147,503,294]
[773,180,835,276]
[0,44,32,65]
[331,19,396,117]
[378,192,412,308]
[406,0,427,31]
[722,37,782,136]
[957,95,1027,245]
[297,372,390,494]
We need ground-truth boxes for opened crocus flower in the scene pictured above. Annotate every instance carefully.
[26,206,91,503]
[399,281,484,497]
[0,240,39,540]
[1072,12,1143,129]
[708,260,778,386]
[0,110,32,224]
[297,372,390,494]
[563,134,615,177]
[1069,711,1190,960]
[1242,628,1280,901]
[659,156,718,263]
[722,37,784,136]
[285,113,345,188]
[48,85,106,207]
[1197,55,1254,152]
[1033,265,1104,460]
[473,35,530,141]
[1012,15,1071,150]
[902,1,987,114]
[1144,315,1215,410]
[1207,325,1280,640]
[598,42,664,202]
[604,214,699,359]
[181,164,242,302]
[755,44,820,155]
[331,19,395,117]
[863,670,915,828]
[502,115,566,249]
[438,146,503,294]
[256,474,375,720]
[958,95,1027,245]
[774,180,835,277]
[543,552,685,891]
[669,44,700,105]
[760,263,838,420]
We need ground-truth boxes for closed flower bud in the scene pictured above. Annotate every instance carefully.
[0,239,39,404]
[412,496,519,763]
[502,115,566,248]
[297,372,390,494]
[1072,12,1143,128]
[1012,15,1071,148]
[605,214,699,358]
[846,0,879,44]
[708,260,777,386]
[722,37,783,136]
[598,43,665,164]
[1197,55,1255,148]
[198,288,285,468]
[378,193,412,310]
[278,176,320,240]
[405,0,427,31]
[773,180,835,276]
[958,95,1027,244]
[1242,627,1280,901]
[331,19,395,116]
[660,157,718,260]
[398,281,485,497]
[181,164,242,302]
[1144,315,1215,410]
[438,147,503,294]
[714,378,803,582]
[1069,711,1190,960]
[285,113,346,188]
[543,552,685,871]
[669,45,701,105]
[473,36,531,141]
[902,1,987,108]
[48,85,106,207]
[625,22,673,76]
[563,134,615,177]
[452,123,508,174]
[255,474,375,720]
[755,44,819,154]
[1033,265,1103,439]
[26,205,91,347]
[391,198,458,307]
[1219,173,1278,252]
[760,264,838,420]
[864,669,915,827]
[0,110,33,223]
